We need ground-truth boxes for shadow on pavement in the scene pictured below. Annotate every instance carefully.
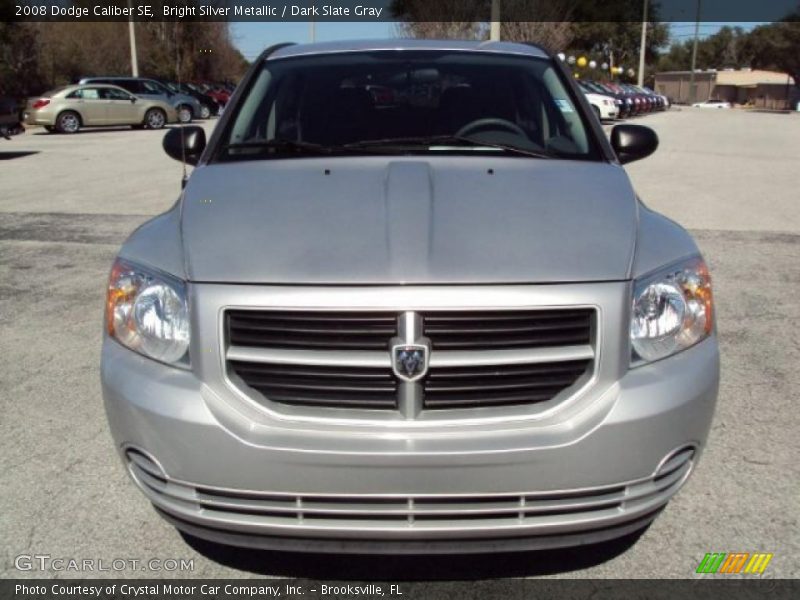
[32,126,185,136]
[181,528,647,579]
[0,151,40,160]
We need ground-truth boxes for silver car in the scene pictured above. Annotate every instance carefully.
[24,84,177,133]
[102,40,719,554]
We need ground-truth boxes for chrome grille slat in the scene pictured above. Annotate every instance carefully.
[422,309,593,350]
[228,309,398,351]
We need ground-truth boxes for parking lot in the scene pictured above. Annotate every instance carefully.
[1,109,798,580]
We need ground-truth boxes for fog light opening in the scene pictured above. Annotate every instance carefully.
[654,445,697,481]
[123,446,168,481]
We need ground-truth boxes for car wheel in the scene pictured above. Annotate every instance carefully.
[56,111,81,134]
[592,106,602,122]
[199,104,211,120]
[144,108,166,130]
[177,105,192,123]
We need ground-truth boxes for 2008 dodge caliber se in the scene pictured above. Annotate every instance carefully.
[102,40,719,553]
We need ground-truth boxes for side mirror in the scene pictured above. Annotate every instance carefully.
[130,96,137,103]
[610,124,658,164]
[163,126,206,165]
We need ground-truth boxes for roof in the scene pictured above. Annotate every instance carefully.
[268,39,550,60]
[655,69,794,86]
[716,70,794,86]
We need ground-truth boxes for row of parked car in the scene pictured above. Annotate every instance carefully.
[578,80,669,121]
[18,77,235,134]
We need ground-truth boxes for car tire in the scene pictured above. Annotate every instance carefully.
[177,105,193,123]
[144,108,167,130]
[592,105,602,122]
[56,111,81,134]
[199,104,211,120]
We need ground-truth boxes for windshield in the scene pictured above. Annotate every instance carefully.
[217,51,600,162]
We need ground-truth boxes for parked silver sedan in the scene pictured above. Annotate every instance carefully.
[24,84,177,133]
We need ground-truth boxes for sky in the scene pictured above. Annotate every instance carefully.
[230,22,764,62]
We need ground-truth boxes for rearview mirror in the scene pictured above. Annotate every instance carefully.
[610,124,658,164]
[163,126,206,165]
[129,96,136,103]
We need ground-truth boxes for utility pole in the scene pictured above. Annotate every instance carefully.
[688,0,702,104]
[490,0,501,41]
[128,0,138,76]
[637,0,648,87]
[309,0,316,42]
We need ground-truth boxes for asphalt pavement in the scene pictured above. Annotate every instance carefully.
[1,109,798,580]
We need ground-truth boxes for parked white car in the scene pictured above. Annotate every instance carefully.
[692,99,731,109]
[583,91,619,121]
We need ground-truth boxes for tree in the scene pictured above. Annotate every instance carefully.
[392,0,487,39]
[569,21,670,80]
[744,17,800,89]
[657,26,755,73]
[391,0,576,50]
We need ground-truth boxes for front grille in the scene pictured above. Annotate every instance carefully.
[421,309,593,350]
[229,361,397,409]
[225,308,596,415]
[227,310,397,351]
[423,359,592,409]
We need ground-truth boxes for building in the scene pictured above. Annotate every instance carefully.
[654,69,797,109]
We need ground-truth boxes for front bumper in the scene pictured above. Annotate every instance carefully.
[102,322,719,552]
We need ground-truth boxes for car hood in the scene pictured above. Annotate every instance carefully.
[181,156,638,284]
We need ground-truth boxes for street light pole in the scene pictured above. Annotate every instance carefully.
[309,0,316,42]
[490,0,501,41]
[688,0,702,104]
[127,0,138,76]
[637,0,648,87]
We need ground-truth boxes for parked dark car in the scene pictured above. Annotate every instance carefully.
[79,76,201,123]
[583,81,631,118]
[0,96,24,138]
[159,80,219,119]
[194,83,231,108]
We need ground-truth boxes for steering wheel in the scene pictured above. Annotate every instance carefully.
[455,118,527,139]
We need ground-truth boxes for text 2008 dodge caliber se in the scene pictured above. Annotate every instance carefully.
[102,40,719,554]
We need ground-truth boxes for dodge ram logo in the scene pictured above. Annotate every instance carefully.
[392,345,428,382]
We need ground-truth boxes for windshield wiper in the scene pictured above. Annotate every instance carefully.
[222,139,332,155]
[341,135,552,159]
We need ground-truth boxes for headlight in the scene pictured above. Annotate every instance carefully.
[630,256,714,365]
[106,258,190,366]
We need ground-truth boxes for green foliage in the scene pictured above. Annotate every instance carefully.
[745,17,800,86]
[0,18,248,100]
[657,26,755,73]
